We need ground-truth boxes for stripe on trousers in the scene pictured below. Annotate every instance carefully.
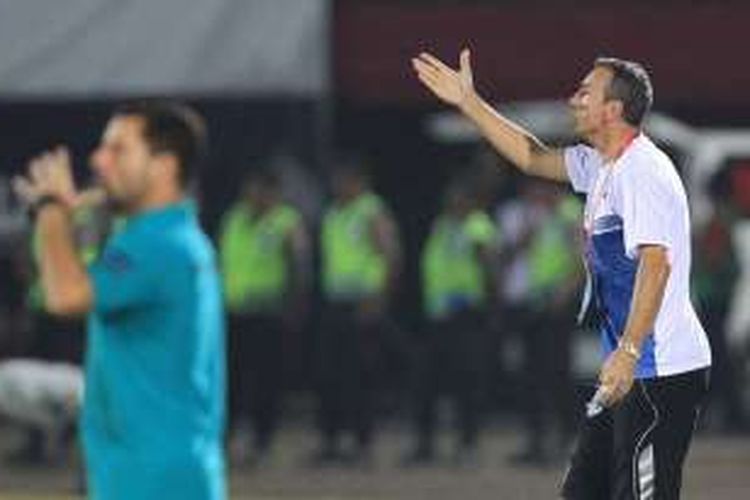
[633,382,659,500]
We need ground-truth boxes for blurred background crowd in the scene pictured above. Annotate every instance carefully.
[1,0,750,487]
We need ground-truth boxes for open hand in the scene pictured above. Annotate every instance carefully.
[412,48,475,109]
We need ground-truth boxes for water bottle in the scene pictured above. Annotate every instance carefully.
[585,386,608,418]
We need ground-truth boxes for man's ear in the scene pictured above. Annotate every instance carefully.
[153,152,180,183]
[605,99,625,124]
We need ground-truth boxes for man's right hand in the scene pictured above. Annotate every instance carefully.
[412,48,475,110]
[13,147,79,211]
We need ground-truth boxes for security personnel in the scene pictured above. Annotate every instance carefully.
[314,158,401,464]
[219,168,310,465]
[405,177,497,465]
[510,184,583,465]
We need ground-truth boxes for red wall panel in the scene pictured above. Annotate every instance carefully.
[335,4,750,107]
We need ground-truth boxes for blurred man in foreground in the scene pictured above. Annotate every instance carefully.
[13,101,226,500]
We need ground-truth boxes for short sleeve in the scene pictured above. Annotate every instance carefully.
[614,165,674,259]
[88,240,160,315]
[564,145,601,194]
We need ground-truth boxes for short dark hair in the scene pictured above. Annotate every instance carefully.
[594,57,653,128]
[243,166,281,190]
[446,173,479,199]
[113,100,207,186]
[330,152,371,183]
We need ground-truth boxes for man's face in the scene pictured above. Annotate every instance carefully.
[331,171,361,201]
[445,188,471,216]
[89,116,155,212]
[568,66,617,139]
[243,180,276,211]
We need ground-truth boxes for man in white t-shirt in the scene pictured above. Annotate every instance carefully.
[413,50,711,499]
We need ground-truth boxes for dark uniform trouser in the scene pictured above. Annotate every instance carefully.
[412,308,488,450]
[316,303,386,450]
[520,304,577,453]
[700,300,747,428]
[561,368,709,500]
[228,313,284,451]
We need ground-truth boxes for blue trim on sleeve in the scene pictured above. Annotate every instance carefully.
[592,214,623,235]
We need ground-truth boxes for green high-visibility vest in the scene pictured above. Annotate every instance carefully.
[219,203,301,312]
[422,211,497,319]
[322,192,388,300]
[528,195,582,298]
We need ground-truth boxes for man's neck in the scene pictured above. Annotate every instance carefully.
[594,125,639,163]
[127,189,183,215]
[247,200,277,216]
[339,189,364,205]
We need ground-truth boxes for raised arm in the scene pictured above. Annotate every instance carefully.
[13,148,93,316]
[412,49,568,183]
